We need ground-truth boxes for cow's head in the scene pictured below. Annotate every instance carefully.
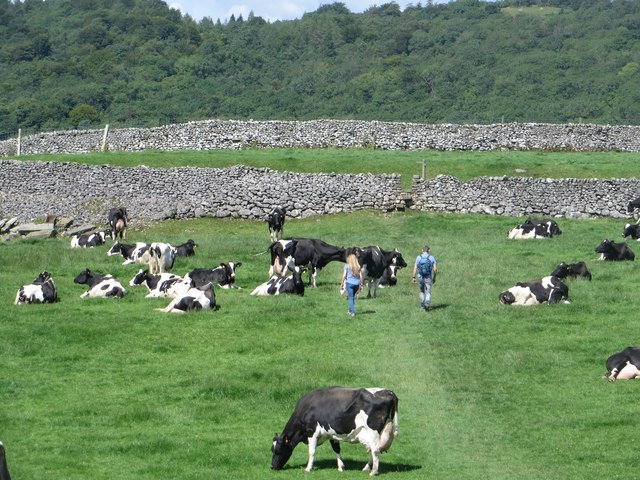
[107,242,123,256]
[595,239,612,254]
[391,249,408,269]
[222,262,241,283]
[550,262,570,279]
[129,269,149,286]
[35,271,52,283]
[74,269,92,285]
[499,290,516,305]
[271,433,295,470]
[622,223,637,238]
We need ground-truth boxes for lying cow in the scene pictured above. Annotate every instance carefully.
[129,270,189,298]
[267,206,286,242]
[603,347,640,381]
[627,196,640,213]
[272,386,399,476]
[251,267,305,296]
[0,441,10,480]
[499,276,570,305]
[107,207,128,241]
[157,283,216,313]
[523,217,562,236]
[507,223,551,239]
[107,242,150,265]
[595,239,635,261]
[622,223,640,240]
[175,239,197,257]
[357,246,407,298]
[550,261,592,281]
[184,262,241,289]
[148,242,176,274]
[74,269,126,298]
[15,271,58,305]
[70,231,107,248]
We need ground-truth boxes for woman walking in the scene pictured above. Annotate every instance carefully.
[341,252,363,317]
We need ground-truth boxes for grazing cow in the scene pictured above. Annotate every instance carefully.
[74,269,126,298]
[157,283,216,313]
[622,223,640,240]
[107,242,150,265]
[603,347,640,381]
[148,242,176,274]
[70,231,107,248]
[0,441,10,480]
[356,246,408,298]
[175,239,197,257]
[184,262,241,289]
[627,196,640,213]
[107,207,128,241]
[499,276,570,305]
[550,261,592,281]
[269,238,348,287]
[523,217,562,236]
[507,223,551,239]
[271,386,399,476]
[15,271,57,305]
[251,267,305,296]
[267,207,286,242]
[129,269,188,298]
[595,239,635,261]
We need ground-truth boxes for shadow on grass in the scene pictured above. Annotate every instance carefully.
[286,458,422,474]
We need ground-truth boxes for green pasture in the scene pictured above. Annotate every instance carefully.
[1,209,638,479]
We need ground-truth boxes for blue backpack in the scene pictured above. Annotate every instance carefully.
[417,254,433,278]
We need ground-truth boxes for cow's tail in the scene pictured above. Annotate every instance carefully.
[391,392,399,438]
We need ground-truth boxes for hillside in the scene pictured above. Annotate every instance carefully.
[2,0,640,134]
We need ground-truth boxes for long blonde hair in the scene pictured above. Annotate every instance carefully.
[346,253,361,276]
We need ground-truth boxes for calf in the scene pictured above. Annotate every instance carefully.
[603,347,640,381]
[74,269,126,298]
[148,242,176,274]
[507,223,551,239]
[15,271,57,305]
[272,386,399,476]
[175,239,197,257]
[107,242,150,265]
[550,261,592,281]
[157,283,217,313]
[107,207,128,240]
[0,441,10,480]
[595,239,635,261]
[250,267,305,296]
[622,223,640,240]
[499,276,570,305]
[357,246,407,298]
[184,262,241,289]
[70,231,107,248]
[267,207,286,242]
[129,269,188,298]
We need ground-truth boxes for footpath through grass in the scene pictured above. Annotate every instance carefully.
[1,211,638,479]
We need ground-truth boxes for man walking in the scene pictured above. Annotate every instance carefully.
[412,245,437,311]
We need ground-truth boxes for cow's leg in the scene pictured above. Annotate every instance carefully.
[305,436,318,472]
[311,267,318,288]
[330,440,345,472]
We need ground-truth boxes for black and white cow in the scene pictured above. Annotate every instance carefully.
[622,223,640,240]
[157,283,217,313]
[184,262,241,289]
[595,239,635,261]
[129,269,189,298]
[107,242,150,265]
[175,239,197,257]
[267,207,286,242]
[507,223,552,239]
[148,242,176,274]
[268,238,348,287]
[356,246,408,298]
[70,231,107,248]
[550,261,592,281]
[107,207,128,241]
[627,196,640,213]
[499,276,570,305]
[523,217,562,236]
[15,271,58,305]
[0,441,10,480]
[251,267,305,296]
[603,347,640,381]
[271,386,399,476]
[377,265,399,288]
[74,269,126,298]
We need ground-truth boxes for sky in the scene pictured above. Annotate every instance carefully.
[168,1,450,23]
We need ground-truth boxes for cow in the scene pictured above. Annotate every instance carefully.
[356,246,408,298]
[107,242,150,265]
[268,238,348,287]
[70,231,107,248]
[129,269,189,298]
[603,347,640,381]
[622,223,640,240]
[271,386,399,476]
[184,262,241,289]
[157,283,216,313]
[107,207,128,241]
[523,217,562,236]
[175,239,197,257]
[15,271,57,305]
[0,441,10,480]
[550,261,592,281]
[499,276,570,305]
[251,267,305,296]
[595,239,635,261]
[267,207,286,242]
[148,242,176,274]
[74,269,126,298]
[378,265,400,288]
[507,223,551,239]
[627,196,640,213]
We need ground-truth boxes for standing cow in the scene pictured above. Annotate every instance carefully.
[267,207,286,242]
[272,386,398,476]
[107,207,128,241]
[356,246,407,298]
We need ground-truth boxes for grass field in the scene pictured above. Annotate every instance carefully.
[1,206,638,479]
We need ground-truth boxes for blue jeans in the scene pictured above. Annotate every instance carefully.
[418,276,432,309]
[346,282,359,314]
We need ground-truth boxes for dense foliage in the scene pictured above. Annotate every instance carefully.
[2,0,640,134]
